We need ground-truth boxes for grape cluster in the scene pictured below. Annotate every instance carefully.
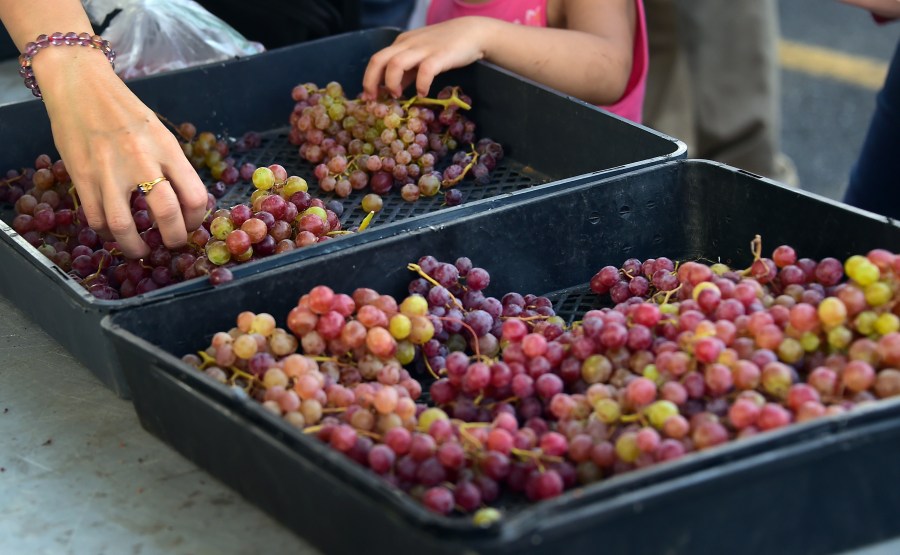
[3,154,357,299]
[168,119,263,199]
[183,242,900,521]
[288,82,504,208]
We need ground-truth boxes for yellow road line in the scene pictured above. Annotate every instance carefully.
[779,39,889,91]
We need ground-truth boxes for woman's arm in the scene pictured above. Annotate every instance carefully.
[363,0,636,105]
[0,0,208,259]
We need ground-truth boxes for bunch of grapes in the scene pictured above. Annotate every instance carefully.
[181,242,900,521]
[3,154,360,299]
[167,119,263,199]
[288,81,504,207]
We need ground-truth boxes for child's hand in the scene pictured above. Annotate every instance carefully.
[363,17,496,99]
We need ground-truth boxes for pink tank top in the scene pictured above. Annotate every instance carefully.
[426,0,647,124]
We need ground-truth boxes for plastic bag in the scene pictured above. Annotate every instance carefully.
[83,0,265,80]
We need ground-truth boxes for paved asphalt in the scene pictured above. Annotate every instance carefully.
[779,0,900,200]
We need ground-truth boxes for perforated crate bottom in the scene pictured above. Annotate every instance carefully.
[214,127,552,230]
[546,283,608,325]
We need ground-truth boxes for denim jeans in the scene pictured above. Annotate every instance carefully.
[843,39,900,219]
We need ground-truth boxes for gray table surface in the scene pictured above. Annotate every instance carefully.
[0,294,320,555]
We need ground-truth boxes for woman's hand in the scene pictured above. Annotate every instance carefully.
[840,0,900,19]
[34,46,208,259]
[362,17,496,99]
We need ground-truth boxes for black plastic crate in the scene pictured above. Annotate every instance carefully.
[0,28,684,398]
[103,160,900,554]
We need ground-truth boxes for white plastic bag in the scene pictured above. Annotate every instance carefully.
[83,0,265,80]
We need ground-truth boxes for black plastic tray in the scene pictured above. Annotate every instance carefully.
[103,160,900,554]
[0,28,685,397]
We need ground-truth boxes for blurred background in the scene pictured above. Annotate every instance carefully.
[781,0,900,200]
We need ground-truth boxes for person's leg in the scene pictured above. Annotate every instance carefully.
[677,0,792,183]
[642,0,696,150]
[843,39,900,219]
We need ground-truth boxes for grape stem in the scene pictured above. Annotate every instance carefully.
[355,429,383,441]
[423,355,441,381]
[358,211,376,232]
[403,86,472,111]
[68,185,80,211]
[509,448,563,472]
[437,316,481,359]
[155,111,193,142]
[499,314,551,322]
[406,262,465,310]
[196,350,216,370]
[442,144,479,188]
[741,234,764,276]
[0,174,24,187]
[620,412,649,427]
[457,421,490,450]
[80,255,108,286]
[228,365,258,386]
[653,284,683,306]
[321,407,348,414]
[486,396,519,408]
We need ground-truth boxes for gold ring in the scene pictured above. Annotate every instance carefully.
[137,176,167,195]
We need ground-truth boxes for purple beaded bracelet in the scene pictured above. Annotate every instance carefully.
[18,32,117,99]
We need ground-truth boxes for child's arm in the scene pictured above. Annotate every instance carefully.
[362,0,636,105]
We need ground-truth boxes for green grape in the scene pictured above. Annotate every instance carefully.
[282,176,308,197]
[594,398,621,423]
[615,432,640,463]
[206,240,231,265]
[400,294,428,316]
[777,337,804,364]
[418,407,449,432]
[473,508,502,527]
[210,216,234,240]
[800,331,821,352]
[210,160,228,180]
[389,313,412,340]
[325,81,343,98]
[851,260,880,286]
[384,112,402,129]
[396,340,416,365]
[818,297,847,328]
[827,325,853,349]
[855,310,878,335]
[361,194,383,213]
[252,167,276,190]
[302,206,327,222]
[235,246,253,262]
[418,173,440,197]
[864,281,892,306]
[327,103,346,121]
[644,400,678,429]
[875,313,900,335]
[643,364,660,382]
